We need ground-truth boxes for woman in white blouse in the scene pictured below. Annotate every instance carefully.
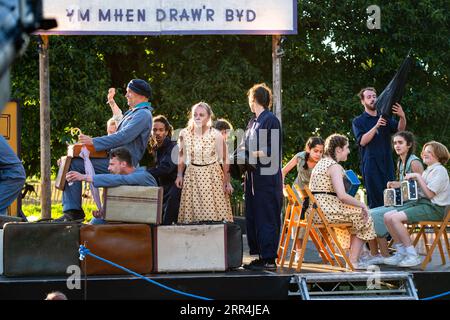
[383,141,450,267]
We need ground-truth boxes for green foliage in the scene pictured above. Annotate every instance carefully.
[11,0,449,178]
[12,37,112,177]
[22,203,96,222]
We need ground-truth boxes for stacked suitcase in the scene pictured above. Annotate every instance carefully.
[1,186,243,276]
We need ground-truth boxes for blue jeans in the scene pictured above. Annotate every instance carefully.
[62,157,109,212]
[89,217,107,225]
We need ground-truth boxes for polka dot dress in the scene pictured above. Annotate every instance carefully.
[308,158,376,244]
[177,128,233,224]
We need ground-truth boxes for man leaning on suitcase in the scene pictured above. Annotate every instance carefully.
[65,147,157,224]
[59,79,154,222]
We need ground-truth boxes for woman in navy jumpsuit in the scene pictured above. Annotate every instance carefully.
[243,83,283,271]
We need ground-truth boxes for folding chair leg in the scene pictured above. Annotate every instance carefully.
[310,228,333,264]
[421,223,448,270]
[413,226,426,255]
[433,226,446,265]
[277,221,292,267]
[325,228,353,270]
[423,228,430,254]
[276,207,292,266]
[295,215,314,271]
[412,226,425,246]
[443,229,450,258]
[288,223,303,269]
[318,228,341,267]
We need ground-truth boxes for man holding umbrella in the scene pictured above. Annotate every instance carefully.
[352,87,407,209]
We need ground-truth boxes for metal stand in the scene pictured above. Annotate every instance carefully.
[289,271,418,300]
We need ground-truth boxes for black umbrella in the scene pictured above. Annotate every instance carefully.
[375,50,414,118]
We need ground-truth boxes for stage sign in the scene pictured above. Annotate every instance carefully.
[0,101,22,217]
[38,0,297,35]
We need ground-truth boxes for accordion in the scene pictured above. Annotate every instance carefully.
[401,179,418,202]
[383,180,418,206]
[383,188,403,207]
[343,170,360,197]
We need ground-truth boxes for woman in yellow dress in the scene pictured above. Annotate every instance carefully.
[176,102,233,223]
[308,134,376,268]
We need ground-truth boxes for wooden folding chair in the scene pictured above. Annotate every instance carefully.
[287,185,335,268]
[293,185,354,271]
[411,206,450,270]
[277,185,331,268]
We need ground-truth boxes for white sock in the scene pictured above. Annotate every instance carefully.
[394,243,406,255]
[405,246,418,256]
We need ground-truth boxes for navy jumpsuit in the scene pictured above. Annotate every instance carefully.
[244,110,283,260]
[352,112,398,209]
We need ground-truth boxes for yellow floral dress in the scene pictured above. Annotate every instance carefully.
[177,127,233,223]
[308,158,376,248]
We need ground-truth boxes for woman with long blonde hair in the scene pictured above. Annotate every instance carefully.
[176,102,233,223]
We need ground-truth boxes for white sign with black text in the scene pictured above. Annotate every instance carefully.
[39,0,297,35]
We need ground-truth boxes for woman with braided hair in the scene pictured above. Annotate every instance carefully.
[307,134,376,269]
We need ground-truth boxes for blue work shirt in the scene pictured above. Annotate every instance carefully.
[93,102,153,167]
[352,111,398,207]
[92,167,157,188]
[0,136,26,180]
[352,112,398,176]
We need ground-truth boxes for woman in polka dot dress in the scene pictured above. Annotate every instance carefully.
[175,102,233,223]
[308,134,376,268]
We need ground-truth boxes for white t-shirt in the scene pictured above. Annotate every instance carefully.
[421,163,450,206]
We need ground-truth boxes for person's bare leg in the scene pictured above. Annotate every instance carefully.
[368,239,379,256]
[389,212,411,246]
[377,237,390,257]
[349,236,364,265]
[384,211,401,244]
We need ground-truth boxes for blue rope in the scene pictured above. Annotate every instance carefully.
[420,291,450,301]
[79,245,213,301]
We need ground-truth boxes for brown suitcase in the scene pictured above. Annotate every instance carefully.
[55,155,72,191]
[80,224,153,275]
[68,143,108,159]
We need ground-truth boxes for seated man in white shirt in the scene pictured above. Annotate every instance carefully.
[65,146,157,224]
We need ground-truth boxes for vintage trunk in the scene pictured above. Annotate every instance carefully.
[226,223,243,269]
[3,222,80,277]
[153,223,242,272]
[0,215,23,229]
[104,186,163,224]
[80,224,153,275]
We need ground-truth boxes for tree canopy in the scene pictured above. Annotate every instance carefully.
[12,0,449,180]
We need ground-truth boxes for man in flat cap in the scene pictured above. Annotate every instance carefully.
[58,79,154,222]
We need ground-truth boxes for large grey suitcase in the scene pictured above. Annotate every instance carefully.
[3,222,80,277]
